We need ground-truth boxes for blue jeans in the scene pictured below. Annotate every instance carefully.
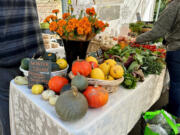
[166,50,180,117]
[0,67,21,135]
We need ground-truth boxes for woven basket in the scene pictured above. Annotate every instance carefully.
[100,44,114,51]
[69,72,124,94]
[87,40,101,53]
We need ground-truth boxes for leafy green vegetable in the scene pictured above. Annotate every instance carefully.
[104,44,165,89]
[122,72,137,89]
[128,61,140,72]
[134,53,144,65]
[141,57,164,75]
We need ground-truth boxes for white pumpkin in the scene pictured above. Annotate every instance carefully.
[49,95,59,106]
[42,90,55,100]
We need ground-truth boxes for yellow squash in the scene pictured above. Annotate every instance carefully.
[99,63,110,75]
[110,65,124,79]
[90,68,105,80]
[56,59,68,69]
[86,56,98,64]
[105,75,114,80]
[32,84,44,95]
[104,59,117,67]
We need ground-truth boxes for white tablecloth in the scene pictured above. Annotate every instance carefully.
[10,69,165,135]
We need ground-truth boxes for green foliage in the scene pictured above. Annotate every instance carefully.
[129,22,145,34]
[129,22,153,35]
[122,72,137,89]
[141,56,164,75]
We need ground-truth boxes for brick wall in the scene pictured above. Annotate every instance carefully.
[36,0,62,23]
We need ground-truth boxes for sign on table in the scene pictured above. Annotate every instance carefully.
[28,59,51,88]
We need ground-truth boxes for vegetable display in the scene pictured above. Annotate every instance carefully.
[16,16,167,122]
[104,43,165,89]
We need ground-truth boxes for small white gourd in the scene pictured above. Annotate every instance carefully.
[42,90,55,100]
[49,95,59,106]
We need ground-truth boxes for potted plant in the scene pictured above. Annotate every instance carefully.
[44,8,109,69]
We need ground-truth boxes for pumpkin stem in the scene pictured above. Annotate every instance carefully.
[77,56,80,61]
[72,86,78,96]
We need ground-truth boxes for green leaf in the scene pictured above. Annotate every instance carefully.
[124,79,133,86]
[134,53,144,65]
[128,61,140,72]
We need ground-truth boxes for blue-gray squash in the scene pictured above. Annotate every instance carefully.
[71,74,88,92]
[55,86,88,121]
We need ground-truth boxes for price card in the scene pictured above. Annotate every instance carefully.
[28,59,51,88]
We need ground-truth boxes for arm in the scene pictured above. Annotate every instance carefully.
[136,1,178,43]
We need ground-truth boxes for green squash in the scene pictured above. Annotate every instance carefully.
[71,74,88,92]
[43,52,56,62]
[14,76,28,85]
[20,58,30,70]
[40,22,50,29]
[51,62,60,71]
[55,86,88,121]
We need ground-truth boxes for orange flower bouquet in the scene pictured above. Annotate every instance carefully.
[44,7,109,41]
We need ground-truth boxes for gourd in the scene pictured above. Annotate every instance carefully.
[56,59,68,70]
[71,73,88,92]
[43,52,57,62]
[83,86,109,108]
[99,62,110,75]
[51,62,60,71]
[42,90,55,100]
[85,56,98,64]
[31,84,44,95]
[90,68,105,80]
[104,59,117,67]
[20,58,30,70]
[72,58,92,77]
[55,86,88,121]
[110,65,124,79]
[105,75,114,80]
[48,76,69,93]
[49,95,59,106]
[14,76,28,85]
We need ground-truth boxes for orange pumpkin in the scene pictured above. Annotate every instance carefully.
[48,76,68,93]
[89,61,98,69]
[72,59,92,76]
[83,86,109,108]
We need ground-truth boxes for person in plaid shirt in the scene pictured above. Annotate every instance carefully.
[0,0,45,134]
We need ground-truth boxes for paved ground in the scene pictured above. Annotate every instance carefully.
[128,89,169,135]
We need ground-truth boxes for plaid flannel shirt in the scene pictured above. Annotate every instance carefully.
[0,0,45,67]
